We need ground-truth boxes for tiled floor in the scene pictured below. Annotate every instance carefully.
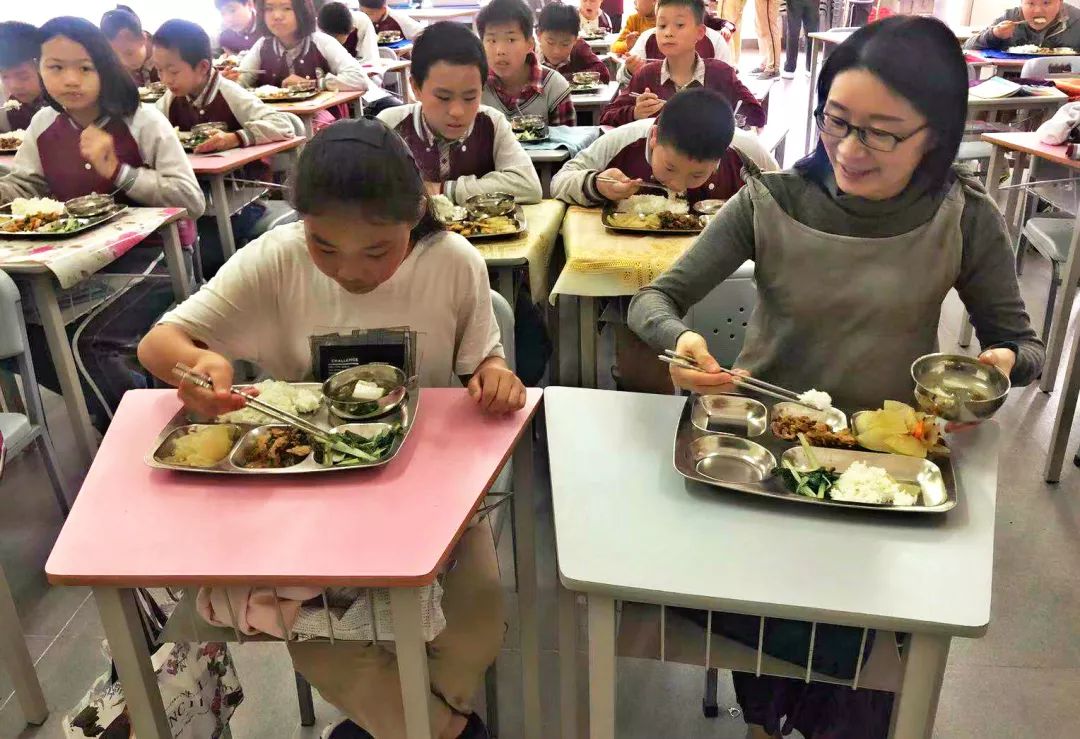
[2,58,1079,739]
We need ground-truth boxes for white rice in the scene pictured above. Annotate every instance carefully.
[10,197,64,218]
[797,389,833,411]
[217,380,322,425]
[616,194,689,215]
[831,462,914,505]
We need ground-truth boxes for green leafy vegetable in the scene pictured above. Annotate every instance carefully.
[774,433,839,498]
[314,424,403,467]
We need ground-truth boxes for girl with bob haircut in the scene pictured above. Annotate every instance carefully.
[630,15,1044,737]
[138,118,523,739]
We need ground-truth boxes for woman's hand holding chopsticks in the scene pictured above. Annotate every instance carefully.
[668,331,746,394]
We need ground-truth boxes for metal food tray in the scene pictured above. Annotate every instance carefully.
[453,205,527,241]
[258,89,321,103]
[0,204,129,239]
[145,382,418,475]
[673,394,958,514]
[601,203,704,235]
[569,84,602,95]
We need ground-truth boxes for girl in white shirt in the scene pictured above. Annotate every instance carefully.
[138,118,522,738]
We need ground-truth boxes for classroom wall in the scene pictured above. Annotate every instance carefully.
[4,1,221,32]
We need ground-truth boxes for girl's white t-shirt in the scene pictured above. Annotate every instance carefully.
[160,222,503,387]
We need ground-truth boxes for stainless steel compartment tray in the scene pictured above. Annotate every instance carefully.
[673,396,958,513]
[144,382,418,474]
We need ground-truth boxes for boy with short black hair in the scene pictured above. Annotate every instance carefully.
[478,0,576,126]
[0,21,46,132]
[378,21,541,204]
[101,6,158,86]
[553,88,777,393]
[600,0,764,127]
[152,19,295,152]
[358,0,425,40]
[216,0,260,53]
[316,1,380,63]
[579,0,614,35]
[537,3,611,84]
[553,87,774,206]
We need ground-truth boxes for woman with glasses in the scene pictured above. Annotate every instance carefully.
[628,15,1043,738]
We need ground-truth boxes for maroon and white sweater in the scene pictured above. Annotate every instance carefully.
[367,8,425,41]
[551,117,778,207]
[218,17,261,54]
[156,70,295,146]
[0,105,205,218]
[237,32,369,91]
[378,103,541,205]
[601,57,766,128]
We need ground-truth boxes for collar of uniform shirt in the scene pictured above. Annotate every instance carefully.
[660,53,706,90]
[414,105,475,147]
[188,68,222,108]
[487,51,545,109]
[536,49,570,71]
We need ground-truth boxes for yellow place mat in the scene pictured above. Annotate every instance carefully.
[471,199,566,304]
[552,206,699,300]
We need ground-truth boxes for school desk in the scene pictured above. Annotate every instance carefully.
[966,85,1067,124]
[0,208,190,465]
[267,90,365,137]
[46,387,545,739]
[187,137,304,260]
[404,4,483,25]
[979,131,1080,481]
[546,387,999,739]
[572,81,619,126]
[584,33,619,56]
[549,206,753,387]
[469,199,567,306]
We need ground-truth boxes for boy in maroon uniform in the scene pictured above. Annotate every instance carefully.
[0,22,46,132]
[536,3,611,84]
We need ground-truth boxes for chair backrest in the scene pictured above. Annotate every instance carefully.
[1020,55,1080,79]
[684,274,758,369]
[378,47,399,61]
[490,290,516,372]
[966,62,977,82]
[0,271,25,359]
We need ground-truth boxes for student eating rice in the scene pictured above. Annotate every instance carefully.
[138,118,523,739]
[628,17,1044,738]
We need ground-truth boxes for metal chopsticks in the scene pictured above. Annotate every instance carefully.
[172,363,334,443]
[595,176,671,194]
[658,350,826,411]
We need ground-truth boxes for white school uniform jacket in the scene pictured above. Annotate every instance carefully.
[550,118,777,207]
[617,27,733,84]
[156,72,296,146]
[348,11,384,63]
[237,32,371,92]
[0,105,205,219]
[377,103,542,204]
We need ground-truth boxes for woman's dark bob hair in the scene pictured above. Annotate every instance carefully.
[38,16,140,119]
[795,15,968,193]
[256,0,319,40]
[289,118,443,243]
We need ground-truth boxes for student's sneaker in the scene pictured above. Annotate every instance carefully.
[757,68,780,80]
[321,719,373,739]
[781,69,795,79]
[748,64,766,75]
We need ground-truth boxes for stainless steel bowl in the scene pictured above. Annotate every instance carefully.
[323,363,408,420]
[65,193,115,218]
[692,199,727,216]
[910,353,1010,422]
[572,71,601,85]
[509,114,545,133]
[465,192,516,218]
[192,121,230,136]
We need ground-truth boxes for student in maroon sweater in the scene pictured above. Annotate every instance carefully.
[0,22,46,133]
[101,6,158,86]
[600,0,764,128]
[216,0,261,54]
[536,3,611,84]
